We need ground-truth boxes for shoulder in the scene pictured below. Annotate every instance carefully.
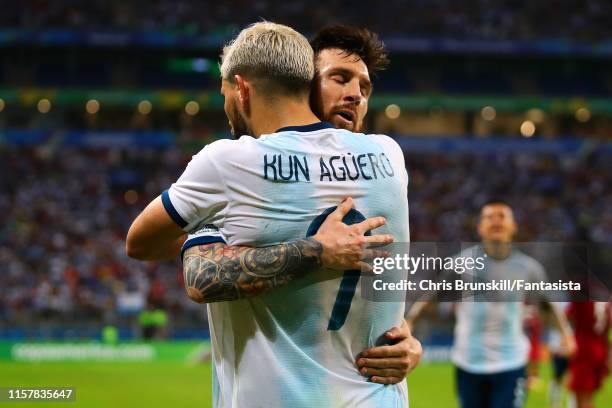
[512,250,538,266]
[199,136,255,155]
[369,134,403,151]
[368,134,406,164]
[189,136,258,165]
[456,245,482,259]
[513,250,545,275]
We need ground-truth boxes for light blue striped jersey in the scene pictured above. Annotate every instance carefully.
[164,122,410,407]
[451,246,546,374]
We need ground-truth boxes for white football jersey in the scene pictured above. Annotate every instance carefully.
[451,247,547,374]
[164,122,410,407]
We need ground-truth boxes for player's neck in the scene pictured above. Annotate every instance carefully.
[249,96,321,137]
[482,241,512,260]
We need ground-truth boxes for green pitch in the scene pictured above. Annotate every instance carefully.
[1,362,610,407]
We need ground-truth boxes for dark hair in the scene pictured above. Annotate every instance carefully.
[310,25,389,74]
[479,199,515,222]
[482,198,512,209]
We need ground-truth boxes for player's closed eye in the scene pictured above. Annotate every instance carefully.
[331,74,347,84]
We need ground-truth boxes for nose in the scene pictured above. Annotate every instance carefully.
[490,220,505,229]
[344,80,362,105]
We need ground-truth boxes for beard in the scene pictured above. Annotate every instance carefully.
[328,112,362,133]
[228,100,250,139]
[332,117,360,132]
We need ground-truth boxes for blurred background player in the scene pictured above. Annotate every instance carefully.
[138,298,168,340]
[407,201,576,408]
[566,301,611,408]
[524,301,544,389]
[547,302,571,408]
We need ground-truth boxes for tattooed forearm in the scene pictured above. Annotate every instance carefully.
[182,238,323,303]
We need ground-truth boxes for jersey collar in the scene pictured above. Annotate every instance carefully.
[275,122,334,133]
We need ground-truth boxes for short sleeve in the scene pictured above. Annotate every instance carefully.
[529,258,547,283]
[181,224,226,258]
[163,141,230,232]
[528,257,550,301]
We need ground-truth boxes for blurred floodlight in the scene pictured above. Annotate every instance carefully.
[575,107,591,122]
[385,104,401,119]
[192,58,210,73]
[86,99,100,114]
[37,98,51,114]
[0,98,4,112]
[481,106,496,121]
[185,101,200,116]
[124,190,139,205]
[138,100,152,115]
[520,120,536,137]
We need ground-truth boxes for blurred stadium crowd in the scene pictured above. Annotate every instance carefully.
[1,143,610,336]
[0,146,203,337]
[3,0,612,41]
[1,1,611,340]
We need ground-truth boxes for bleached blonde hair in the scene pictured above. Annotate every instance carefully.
[220,22,314,95]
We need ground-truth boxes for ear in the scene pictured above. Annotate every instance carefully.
[234,74,250,108]
[477,221,485,239]
[510,219,518,237]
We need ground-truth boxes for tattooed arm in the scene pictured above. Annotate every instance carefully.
[182,197,394,303]
[183,238,323,302]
